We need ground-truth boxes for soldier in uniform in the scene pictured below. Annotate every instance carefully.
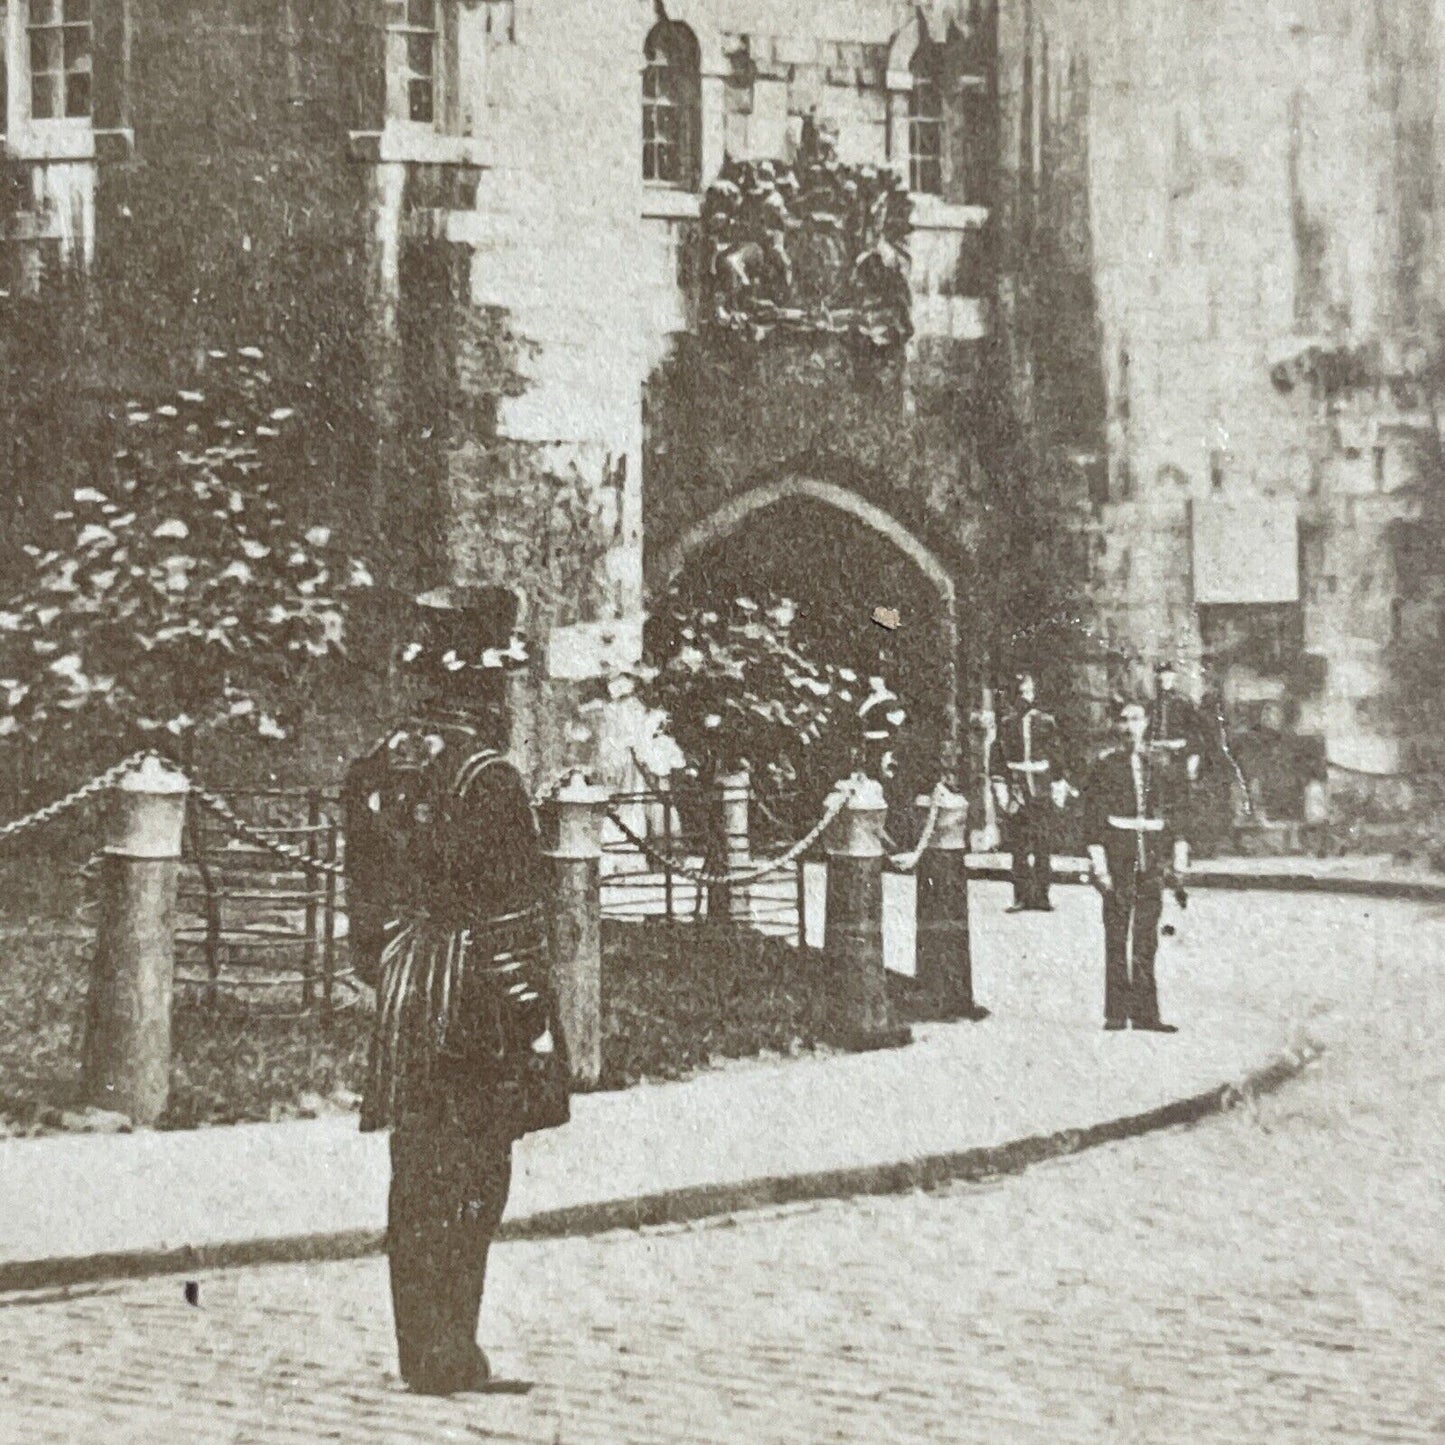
[856,677,910,843]
[1082,698,1191,1032]
[343,585,570,1396]
[1149,658,1211,846]
[1149,659,1206,783]
[856,677,907,780]
[991,671,1066,912]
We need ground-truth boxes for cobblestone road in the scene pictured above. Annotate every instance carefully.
[2,898,1443,1444]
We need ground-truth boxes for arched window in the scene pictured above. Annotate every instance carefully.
[908,43,943,196]
[642,21,701,190]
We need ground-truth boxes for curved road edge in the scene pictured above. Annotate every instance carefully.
[0,1039,1324,1298]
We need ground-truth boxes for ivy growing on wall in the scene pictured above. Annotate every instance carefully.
[638,587,904,792]
[438,293,622,634]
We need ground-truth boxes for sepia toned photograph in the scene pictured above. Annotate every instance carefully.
[0,0,1441,1439]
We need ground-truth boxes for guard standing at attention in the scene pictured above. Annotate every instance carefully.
[343,585,571,1396]
[1149,659,1206,783]
[855,676,911,840]
[991,671,1066,912]
[1082,697,1191,1033]
[1149,657,1208,839]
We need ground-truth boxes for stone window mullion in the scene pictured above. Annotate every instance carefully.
[385,0,439,126]
[26,0,90,122]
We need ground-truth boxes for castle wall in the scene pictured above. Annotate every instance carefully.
[998,0,1445,794]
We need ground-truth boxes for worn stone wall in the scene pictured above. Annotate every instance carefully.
[431,1,652,783]
[998,0,1445,799]
[0,0,1088,797]
[637,0,1012,651]
[0,1,657,787]
[0,1,411,786]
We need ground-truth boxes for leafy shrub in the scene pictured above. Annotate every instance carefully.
[0,348,372,753]
[638,588,902,797]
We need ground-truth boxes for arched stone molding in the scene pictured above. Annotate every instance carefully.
[657,476,953,602]
[885,15,931,92]
[643,2,726,79]
[884,16,932,185]
[654,475,963,772]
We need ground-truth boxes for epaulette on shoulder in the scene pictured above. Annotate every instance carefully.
[454,748,513,798]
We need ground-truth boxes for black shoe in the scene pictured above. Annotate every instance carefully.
[1005,903,1028,914]
[464,1347,492,1390]
[1134,1020,1179,1034]
[961,1005,991,1022]
[406,1347,491,1397]
[1103,1019,1127,1031]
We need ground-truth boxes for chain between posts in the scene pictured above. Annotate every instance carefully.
[188,782,348,878]
[0,748,163,848]
[889,788,943,874]
[0,751,939,889]
[606,786,851,886]
[0,750,347,883]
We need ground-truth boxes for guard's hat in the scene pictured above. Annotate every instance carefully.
[858,679,907,741]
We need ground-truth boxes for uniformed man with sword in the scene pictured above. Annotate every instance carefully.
[991,671,1071,912]
[1082,697,1191,1032]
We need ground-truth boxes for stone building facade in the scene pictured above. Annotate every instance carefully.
[997,0,1445,825]
[5,0,1440,827]
[0,0,1014,797]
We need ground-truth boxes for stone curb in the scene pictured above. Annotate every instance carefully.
[0,1044,1321,1296]
[965,862,1445,903]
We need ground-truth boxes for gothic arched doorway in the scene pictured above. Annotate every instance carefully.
[653,478,961,836]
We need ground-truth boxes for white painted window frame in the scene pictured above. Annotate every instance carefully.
[4,0,95,160]
[366,0,495,167]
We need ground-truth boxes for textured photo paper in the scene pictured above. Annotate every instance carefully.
[0,2,1441,1440]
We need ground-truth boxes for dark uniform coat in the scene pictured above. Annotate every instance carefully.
[1149,688,1208,838]
[1149,689,1208,786]
[343,711,567,1393]
[1149,690,1206,764]
[992,704,1062,909]
[1082,744,1186,1026]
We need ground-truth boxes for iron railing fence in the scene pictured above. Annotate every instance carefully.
[176,787,358,1016]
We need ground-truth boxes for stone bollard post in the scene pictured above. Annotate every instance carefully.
[81,755,189,1127]
[824,775,911,1051]
[975,691,1002,853]
[914,781,987,1022]
[706,767,751,925]
[541,772,610,1088]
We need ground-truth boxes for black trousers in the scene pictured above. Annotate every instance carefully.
[1101,865,1164,1024]
[388,1086,513,1390]
[1008,796,1053,908]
